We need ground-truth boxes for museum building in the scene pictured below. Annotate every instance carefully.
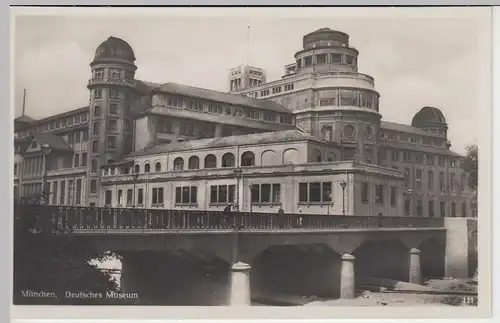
[13,28,475,217]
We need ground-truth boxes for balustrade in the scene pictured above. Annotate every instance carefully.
[14,204,445,233]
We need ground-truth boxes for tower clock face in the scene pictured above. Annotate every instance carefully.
[365,126,373,139]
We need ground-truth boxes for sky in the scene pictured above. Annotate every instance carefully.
[13,9,489,154]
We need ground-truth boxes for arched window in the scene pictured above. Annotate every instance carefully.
[321,126,333,142]
[221,153,235,168]
[144,163,151,173]
[283,148,299,164]
[328,153,337,162]
[173,157,184,170]
[204,154,217,168]
[134,164,140,173]
[188,156,200,169]
[261,150,277,166]
[241,151,255,167]
[155,162,161,172]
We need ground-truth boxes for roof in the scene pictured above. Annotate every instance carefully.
[146,106,294,132]
[128,129,322,157]
[411,106,447,128]
[32,133,73,152]
[15,115,36,123]
[380,140,462,158]
[380,121,439,137]
[93,36,136,63]
[139,80,291,114]
[15,106,89,131]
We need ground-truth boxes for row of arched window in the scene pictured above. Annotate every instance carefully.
[134,151,257,173]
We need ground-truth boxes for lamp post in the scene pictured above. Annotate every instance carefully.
[41,144,51,205]
[233,168,243,211]
[248,183,253,213]
[340,180,347,215]
[131,172,139,208]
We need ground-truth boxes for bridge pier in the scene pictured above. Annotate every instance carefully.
[409,248,422,285]
[229,262,251,306]
[340,253,356,299]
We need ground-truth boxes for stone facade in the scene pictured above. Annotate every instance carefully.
[13,28,475,217]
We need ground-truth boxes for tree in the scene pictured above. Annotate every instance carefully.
[461,144,478,191]
[13,200,133,305]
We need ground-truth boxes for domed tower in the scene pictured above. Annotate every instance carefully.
[293,28,381,164]
[86,36,138,204]
[411,106,448,138]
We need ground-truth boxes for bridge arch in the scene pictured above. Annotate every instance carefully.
[353,239,410,283]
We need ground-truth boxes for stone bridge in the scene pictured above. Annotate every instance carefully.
[15,205,477,306]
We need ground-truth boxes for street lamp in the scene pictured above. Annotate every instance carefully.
[41,144,51,205]
[131,171,139,208]
[340,180,347,215]
[233,168,243,211]
[248,183,253,213]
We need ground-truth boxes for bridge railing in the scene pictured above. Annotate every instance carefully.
[14,204,445,233]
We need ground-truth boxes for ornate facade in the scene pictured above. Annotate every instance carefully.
[13,28,475,217]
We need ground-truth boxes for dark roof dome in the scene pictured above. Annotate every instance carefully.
[303,28,350,49]
[411,106,447,128]
[93,36,136,63]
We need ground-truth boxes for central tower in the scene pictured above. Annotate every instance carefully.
[86,36,138,205]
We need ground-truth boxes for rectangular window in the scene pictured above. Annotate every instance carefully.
[210,185,235,204]
[416,199,422,216]
[390,187,396,207]
[90,180,97,193]
[439,172,445,190]
[426,154,434,165]
[137,188,144,205]
[151,187,164,206]
[104,190,112,205]
[249,184,281,204]
[93,122,100,134]
[429,200,435,217]
[81,153,87,167]
[450,172,456,191]
[94,106,101,116]
[124,189,132,205]
[52,181,58,204]
[415,169,422,190]
[392,150,399,162]
[304,56,312,67]
[108,119,118,132]
[117,190,123,206]
[438,156,446,167]
[59,180,66,205]
[375,184,384,204]
[405,199,410,216]
[109,103,118,114]
[175,186,197,205]
[415,153,423,164]
[461,174,465,191]
[440,202,446,217]
[82,129,88,142]
[75,179,82,205]
[107,136,117,148]
[451,202,456,217]
[248,110,260,120]
[109,89,120,99]
[403,151,412,162]
[428,170,434,190]
[316,53,327,64]
[298,182,333,204]
[404,168,411,188]
[461,202,467,217]
[361,182,369,203]
[74,153,80,167]
[94,89,102,99]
